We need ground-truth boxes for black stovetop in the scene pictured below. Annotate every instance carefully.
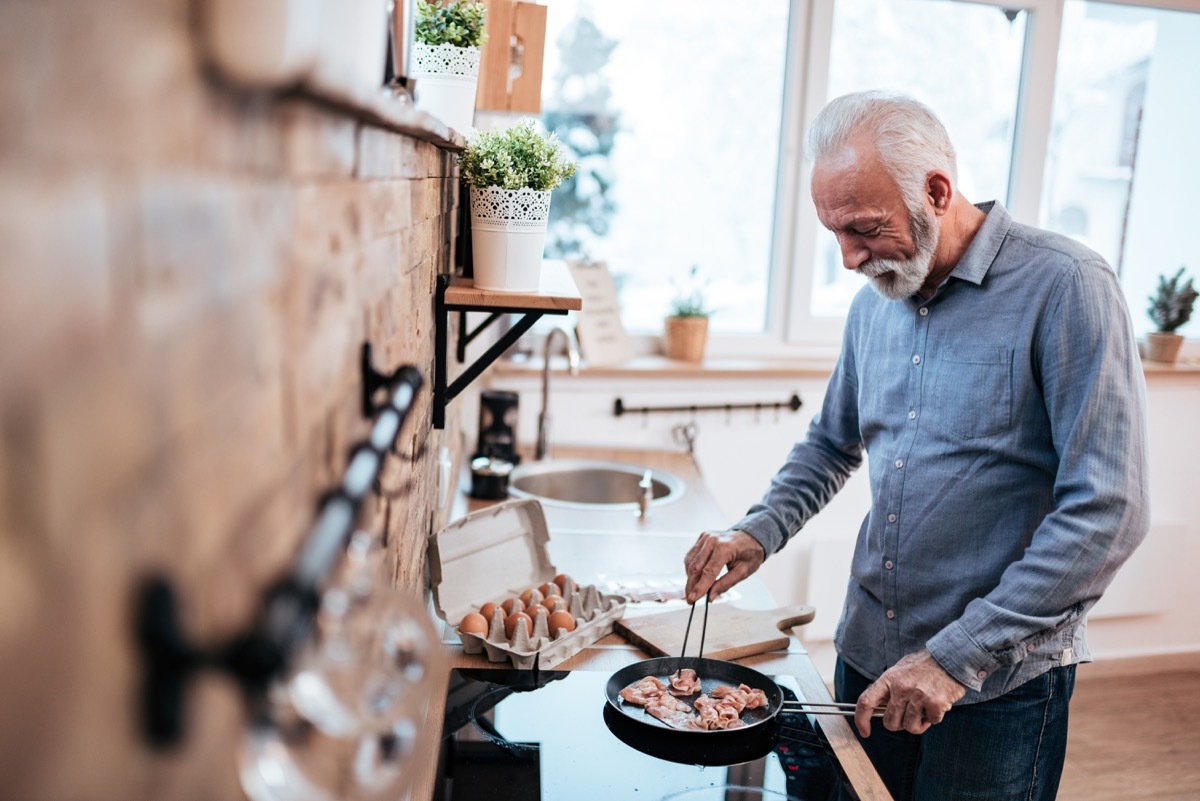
[433,668,853,801]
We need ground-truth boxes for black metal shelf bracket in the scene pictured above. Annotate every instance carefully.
[432,273,570,429]
[613,394,803,418]
[134,352,424,749]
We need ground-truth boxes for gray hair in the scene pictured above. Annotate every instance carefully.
[807,90,958,212]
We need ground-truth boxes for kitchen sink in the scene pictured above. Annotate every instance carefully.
[507,459,686,508]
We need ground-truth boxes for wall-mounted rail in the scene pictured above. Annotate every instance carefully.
[134,348,424,748]
[613,394,803,418]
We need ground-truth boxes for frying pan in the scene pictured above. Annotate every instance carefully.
[604,655,785,735]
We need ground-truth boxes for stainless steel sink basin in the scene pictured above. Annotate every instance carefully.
[507,459,686,508]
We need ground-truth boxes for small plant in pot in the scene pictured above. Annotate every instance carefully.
[459,119,577,292]
[411,0,488,132]
[1145,266,1197,364]
[663,265,714,362]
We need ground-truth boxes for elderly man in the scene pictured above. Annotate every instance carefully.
[684,91,1150,800]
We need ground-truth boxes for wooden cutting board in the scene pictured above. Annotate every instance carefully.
[614,604,817,661]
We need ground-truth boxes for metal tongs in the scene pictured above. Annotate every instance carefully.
[783,699,886,718]
[681,596,883,718]
[679,594,710,660]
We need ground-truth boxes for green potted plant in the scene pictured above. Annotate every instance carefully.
[459,118,577,291]
[1146,266,1197,364]
[663,265,714,362]
[410,0,488,132]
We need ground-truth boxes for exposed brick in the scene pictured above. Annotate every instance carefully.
[363,180,414,239]
[359,125,447,180]
[280,247,364,448]
[36,344,161,548]
[277,100,358,177]
[1,2,459,797]
[0,166,113,382]
[189,89,286,174]
[293,180,366,262]
[0,1,205,169]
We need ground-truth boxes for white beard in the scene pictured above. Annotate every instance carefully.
[860,206,940,301]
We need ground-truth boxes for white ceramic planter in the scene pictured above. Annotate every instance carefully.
[469,187,552,292]
[411,42,481,132]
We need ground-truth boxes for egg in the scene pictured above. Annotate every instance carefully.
[501,597,525,616]
[553,573,572,590]
[548,610,576,636]
[479,601,498,621]
[541,597,565,613]
[504,611,532,639]
[519,587,544,607]
[539,581,562,598]
[459,612,489,636]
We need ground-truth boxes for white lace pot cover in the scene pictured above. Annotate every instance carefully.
[411,42,481,79]
[469,187,551,232]
[411,43,481,132]
[469,187,552,292]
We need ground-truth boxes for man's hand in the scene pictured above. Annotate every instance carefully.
[854,649,968,737]
[683,530,766,603]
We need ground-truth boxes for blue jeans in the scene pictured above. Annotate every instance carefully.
[834,657,1075,801]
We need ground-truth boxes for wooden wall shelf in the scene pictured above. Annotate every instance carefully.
[433,262,582,428]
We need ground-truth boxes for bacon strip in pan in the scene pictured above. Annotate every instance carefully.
[619,675,668,706]
[644,693,702,730]
[668,668,701,696]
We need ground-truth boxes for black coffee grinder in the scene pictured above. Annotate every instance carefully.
[471,390,520,499]
[476,390,520,464]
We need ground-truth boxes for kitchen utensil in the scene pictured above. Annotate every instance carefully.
[476,390,520,464]
[468,455,512,500]
[615,603,817,661]
[605,656,885,736]
[607,599,880,736]
[605,655,783,734]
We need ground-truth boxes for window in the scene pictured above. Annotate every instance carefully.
[540,0,791,335]
[810,0,1027,320]
[538,0,1200,353]
[1041,0,1200,338]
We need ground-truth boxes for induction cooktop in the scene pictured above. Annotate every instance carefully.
[433,668,855,801]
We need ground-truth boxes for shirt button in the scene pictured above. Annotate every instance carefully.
[1027,642,1037,652]
[895,459,904,469]
[919,307,929,316]
[884,560,894,570]
[886,610,896,620]
[908,410,917,420]
[977,670,987,680]
[912,355,921,365]
[887,513,897,523]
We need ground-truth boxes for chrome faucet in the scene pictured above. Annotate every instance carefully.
[535,327,580,460]
[637,469,654,520]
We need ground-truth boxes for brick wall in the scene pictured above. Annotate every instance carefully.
[0,2,462,797]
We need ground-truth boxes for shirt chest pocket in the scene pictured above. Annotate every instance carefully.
[926,346,1014,440]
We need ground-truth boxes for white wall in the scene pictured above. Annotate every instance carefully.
[490,366,1200,679]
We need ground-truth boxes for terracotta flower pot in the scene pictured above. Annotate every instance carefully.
[1145,331,1184,364]
[663,316,709,362]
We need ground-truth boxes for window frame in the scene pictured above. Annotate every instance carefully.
[589,0,1200,359]
[756,0,1199,357]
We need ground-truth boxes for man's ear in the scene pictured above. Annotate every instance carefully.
[927,171,952,215]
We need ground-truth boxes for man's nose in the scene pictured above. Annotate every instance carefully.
[838,235,870,271]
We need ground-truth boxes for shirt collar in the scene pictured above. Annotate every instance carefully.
[948,200,1011,286]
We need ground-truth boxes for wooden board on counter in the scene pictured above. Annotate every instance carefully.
[614,603,817,661]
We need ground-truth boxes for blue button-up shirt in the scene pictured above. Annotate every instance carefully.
[738,202,1150,702]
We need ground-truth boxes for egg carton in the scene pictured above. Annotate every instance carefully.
[429,499,627,671]
[456,577,626,670]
